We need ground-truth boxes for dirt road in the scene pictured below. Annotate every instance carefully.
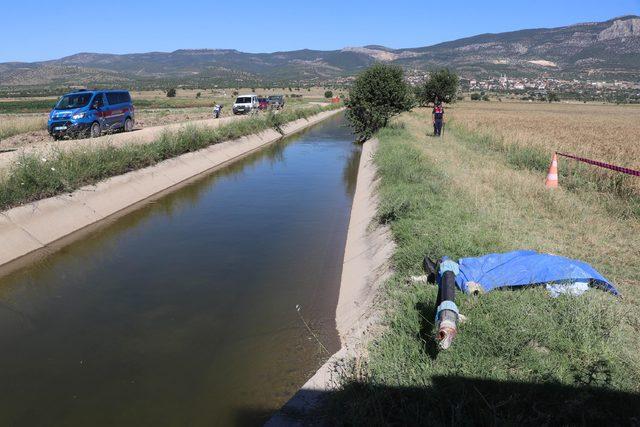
[0,115,247,173]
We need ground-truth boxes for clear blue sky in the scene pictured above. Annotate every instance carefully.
[2,0,638,62]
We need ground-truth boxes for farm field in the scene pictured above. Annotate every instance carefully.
[448,101,640,194]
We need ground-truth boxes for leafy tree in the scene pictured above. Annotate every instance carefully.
[416,69,459,106]
[345,63,413,142]
[547,91,560,103]
[166,88,177,98]
[324,90,334,99]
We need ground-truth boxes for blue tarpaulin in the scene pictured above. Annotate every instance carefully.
[453,250,619,296]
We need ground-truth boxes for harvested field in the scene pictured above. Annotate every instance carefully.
[449,101,640,193]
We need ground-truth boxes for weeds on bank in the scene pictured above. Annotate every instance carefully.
[0,104,340,211]
[327,120,640,425]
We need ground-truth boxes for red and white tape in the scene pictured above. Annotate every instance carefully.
[556,152,640,177]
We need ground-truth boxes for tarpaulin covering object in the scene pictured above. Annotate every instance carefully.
[453,250,619,296]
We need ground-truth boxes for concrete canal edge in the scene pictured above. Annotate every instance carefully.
[0,108,343,276]
[266,138,395,426]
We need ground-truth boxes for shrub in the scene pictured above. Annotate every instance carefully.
[166,88,177,98]
[470,93,482,101]
[196,92,201,99]
[324,90,334,99]
[345,63,413,142]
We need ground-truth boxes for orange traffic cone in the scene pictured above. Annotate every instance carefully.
[545,153,559,188]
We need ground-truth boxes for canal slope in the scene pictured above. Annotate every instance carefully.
[0,108,343,275]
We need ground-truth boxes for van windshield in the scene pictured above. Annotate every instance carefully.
[54,93,93,110]
[235,97,252,104]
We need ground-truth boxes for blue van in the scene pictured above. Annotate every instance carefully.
[48,90,135,139]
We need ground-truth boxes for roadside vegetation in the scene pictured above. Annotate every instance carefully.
[0,114,47,142]
[0,104,340,211]
[328,108,640,424]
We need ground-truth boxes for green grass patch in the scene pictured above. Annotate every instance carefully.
[0,105,340,211]
[327,121,640,425]
[0,99,58,114]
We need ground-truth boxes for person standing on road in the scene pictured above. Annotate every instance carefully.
[432,101,445,137]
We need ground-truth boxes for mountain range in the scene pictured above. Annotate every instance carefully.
[1,15,639,88]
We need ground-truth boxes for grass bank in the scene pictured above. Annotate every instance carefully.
[328,110,640,425]
[0,104,340,211]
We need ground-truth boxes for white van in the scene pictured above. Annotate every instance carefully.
[232,94,259,115]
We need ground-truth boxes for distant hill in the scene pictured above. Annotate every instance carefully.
[1,15,639,88]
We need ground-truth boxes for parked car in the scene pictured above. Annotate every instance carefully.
[268,95,285,109]
[48,90,135,139]
[232,94,259,115]
[258,97,269,110]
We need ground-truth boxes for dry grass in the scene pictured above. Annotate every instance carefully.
[449,101,640,192]
[0,114,47,141]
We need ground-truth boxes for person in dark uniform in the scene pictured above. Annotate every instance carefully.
[432,101,445,136]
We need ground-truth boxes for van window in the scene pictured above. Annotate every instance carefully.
[106,93,118,105]
[93,93,104,109]
[235,97,252,104]
[54,93,93,110]
[106,92,130,105]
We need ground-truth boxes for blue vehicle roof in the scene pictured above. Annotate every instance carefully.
[63,89,130,95]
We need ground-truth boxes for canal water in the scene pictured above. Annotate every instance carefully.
[0,114,360,426]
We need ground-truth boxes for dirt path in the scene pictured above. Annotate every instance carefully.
[0,114,247,173]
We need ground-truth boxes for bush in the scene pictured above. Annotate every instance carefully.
[345,63,413,142]
[166,88,177,98]
[482,94,490,101]
[196,92,201,99]
[324,90,334,99]
[470,93,482,101]
[416,68,459,106]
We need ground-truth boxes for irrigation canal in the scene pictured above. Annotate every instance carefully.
[0,113,360,426]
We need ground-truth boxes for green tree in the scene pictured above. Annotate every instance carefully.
[324,90,334,99]
[166,88,177,98]
[547,91,560,103]
[416,69,459,106]
[345,63,413,142]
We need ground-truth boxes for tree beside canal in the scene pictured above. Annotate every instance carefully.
[345,64,413,142]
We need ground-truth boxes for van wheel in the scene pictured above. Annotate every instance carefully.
[90,122,101,138]
[124,118,133,132]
